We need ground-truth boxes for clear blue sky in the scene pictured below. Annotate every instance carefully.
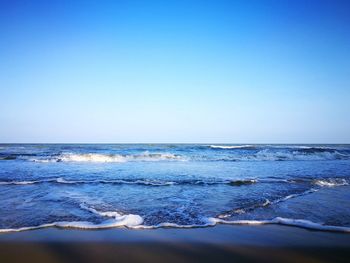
[1,0,349,143]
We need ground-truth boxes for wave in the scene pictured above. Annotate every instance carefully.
[0,217,144,233]
[206,145,349,161]
[210,217,350,233]
[30,152,185,163]
[3,148,350,163]
[235,149,349,161]
[1,177,348,188]
[0,203,143,233]
[1,200,349,233]
[0,178,175,186]
[56,178,176,186]
[1,216,349,233]
[208,145,344,152]
[0,219,140,233]
[79,203,143,226]
[273,189,318,203]
[269,145,337,150]
[0,153,39,161]
[217,188,318,219]
[0,178,257,187]
[0,180,41,185]
[313,178,349,187]
[216,180,348,220]
[209,145,255,150]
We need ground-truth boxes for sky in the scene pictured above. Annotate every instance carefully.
[0,0,349,143]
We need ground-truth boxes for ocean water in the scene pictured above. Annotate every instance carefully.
[1,144,350,233]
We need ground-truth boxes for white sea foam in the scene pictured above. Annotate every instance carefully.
[1,215,350,233]
[313,178,348,187]
[211,217,350,233]
[0,204,144,233]
[79,204,143,227]
[31,152,185,163]
[59,153,126,163]
[132,180,175,186]
[0,178,257,187]
[55,177,75,184]
[275,189,318,203]
[29,158,57,163]
[0,180,40,185]
[262,199,271,206]
[25,148,350,163]
[209,145,254,149]
[1,177,348,188]
[270,145,336,150]
[56,178,175,186]
[0,178,232,186]
[0,218,144,233]
[132,220,217,229]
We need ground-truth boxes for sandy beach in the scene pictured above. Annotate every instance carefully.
[1,224,349,263]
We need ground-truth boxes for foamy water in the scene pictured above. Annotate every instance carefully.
[0,144,350,233]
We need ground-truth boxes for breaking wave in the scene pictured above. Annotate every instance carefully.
[2,146,349,163]
[209,145,256,150]
[233,149,349,161]
[204,145,350,161]
[30,152,185,163]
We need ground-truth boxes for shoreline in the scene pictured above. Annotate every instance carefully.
[1,216,350,234]
[1,224,350,246]
[1,224,350,262]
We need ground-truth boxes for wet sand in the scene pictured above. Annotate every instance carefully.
[0,224,349,262]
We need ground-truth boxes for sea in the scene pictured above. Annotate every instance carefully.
[0,144,350,233]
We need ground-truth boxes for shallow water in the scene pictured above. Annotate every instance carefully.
[0,144,350,232]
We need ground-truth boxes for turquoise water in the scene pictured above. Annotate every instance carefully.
[0,144,350,232]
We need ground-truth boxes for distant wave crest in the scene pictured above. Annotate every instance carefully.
[233,149,349,161]
[209,145,255,149]
[1,145,349,163]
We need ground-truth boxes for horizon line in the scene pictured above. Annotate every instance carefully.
[1,142,350,145]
